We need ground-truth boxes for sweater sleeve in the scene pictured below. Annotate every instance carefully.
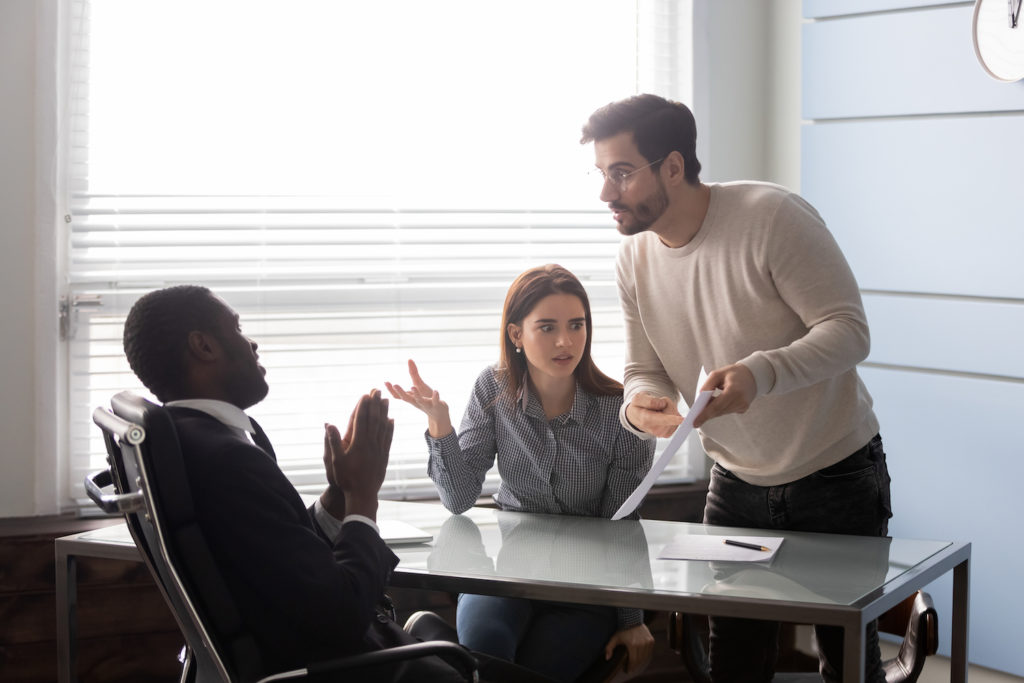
[739,194,870,397]
[616,240,679,436]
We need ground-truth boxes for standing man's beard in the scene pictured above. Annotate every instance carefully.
[612,182,670,236]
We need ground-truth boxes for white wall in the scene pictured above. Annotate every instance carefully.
[693,0,802,189]
[765,0,802,191]
[0,0,43,517]
[1,0,62,518]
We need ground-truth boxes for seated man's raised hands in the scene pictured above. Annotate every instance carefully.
[322,389,394,520]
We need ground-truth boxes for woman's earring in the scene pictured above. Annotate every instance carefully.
[515,346,522,354]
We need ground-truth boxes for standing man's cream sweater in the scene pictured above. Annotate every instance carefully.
[616,181,879,486]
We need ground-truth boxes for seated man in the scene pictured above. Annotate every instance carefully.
[122,285,470,682]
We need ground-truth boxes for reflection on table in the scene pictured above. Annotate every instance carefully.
[383,501,948,608]
[427,510,654,591]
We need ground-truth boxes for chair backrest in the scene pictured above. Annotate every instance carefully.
[877,590,939,683]
[88,391,263,682]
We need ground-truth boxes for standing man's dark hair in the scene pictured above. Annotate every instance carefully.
[580,93,702,185]
[123,284,224,402]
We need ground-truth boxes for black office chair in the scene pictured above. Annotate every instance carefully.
[667,590,938,683]
[86,391,481,683]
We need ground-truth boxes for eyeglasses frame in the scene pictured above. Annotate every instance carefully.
[593,157,665,191]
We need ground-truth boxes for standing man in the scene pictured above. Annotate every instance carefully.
[581,94,892,682]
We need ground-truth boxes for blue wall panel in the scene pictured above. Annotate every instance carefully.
[803,4,1024,119]
[802,115,1024,299]
[804,0,965,19]
[803,1,1024,674]
[863,294,1024,379]
[860,366,1024,673]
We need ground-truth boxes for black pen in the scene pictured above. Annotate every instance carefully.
[723,539,770,552]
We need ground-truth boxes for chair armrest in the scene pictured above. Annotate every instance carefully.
[899,591,938,657]
[84,468,145,514]
[255,640,478,682]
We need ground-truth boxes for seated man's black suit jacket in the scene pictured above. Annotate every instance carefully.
[167,407,465,682]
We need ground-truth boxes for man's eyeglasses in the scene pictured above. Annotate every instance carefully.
[591,158,664,191]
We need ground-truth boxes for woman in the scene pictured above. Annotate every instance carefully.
[386,264,655,682]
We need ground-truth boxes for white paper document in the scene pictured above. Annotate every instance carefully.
[378,519,434,546]
[658,535,784,563]
[611,367,714,521]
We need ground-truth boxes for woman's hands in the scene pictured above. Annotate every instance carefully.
[385,359,454,439]
[604,622,655,676]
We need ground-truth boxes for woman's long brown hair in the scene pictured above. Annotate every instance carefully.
[497,264,622,399]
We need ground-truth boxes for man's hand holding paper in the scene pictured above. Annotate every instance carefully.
[625,392,683,438]
[693,362,758,428]
[612,368,715,520]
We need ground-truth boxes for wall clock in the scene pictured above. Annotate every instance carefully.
[973,0,1024,81]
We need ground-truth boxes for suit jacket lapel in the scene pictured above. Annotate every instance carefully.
[249,418,278,462]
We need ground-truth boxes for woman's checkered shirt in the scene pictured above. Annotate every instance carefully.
[426,366,655,519]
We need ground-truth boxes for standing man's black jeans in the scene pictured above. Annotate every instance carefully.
[703,434,893,683]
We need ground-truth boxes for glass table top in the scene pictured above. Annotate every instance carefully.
[381,501,951,608]
[73,499,951,608]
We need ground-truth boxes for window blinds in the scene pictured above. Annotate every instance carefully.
[62,0,704,510]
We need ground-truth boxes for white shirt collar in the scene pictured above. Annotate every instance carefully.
[164,398,255,435]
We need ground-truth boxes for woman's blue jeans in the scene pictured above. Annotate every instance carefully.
[703,434,893,683]
[456,593,617,682]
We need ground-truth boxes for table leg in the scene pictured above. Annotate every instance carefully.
[950,557,970,683]
[55,545,77,683]
[841,615,865,682]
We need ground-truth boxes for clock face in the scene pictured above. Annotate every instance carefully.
[973,0,1024,82]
